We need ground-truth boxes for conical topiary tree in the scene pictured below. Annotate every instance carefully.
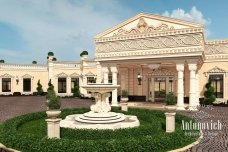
[46,79,61,110]
[72,85,80,97]
[203,81,216,105]
[36,80,43,95]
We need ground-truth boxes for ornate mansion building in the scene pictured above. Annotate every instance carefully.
[1,13,228,110]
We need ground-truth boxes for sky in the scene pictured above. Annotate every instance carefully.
[0,0,228,64]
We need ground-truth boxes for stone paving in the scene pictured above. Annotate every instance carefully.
[0,96,93,122]
[0,98,228,151]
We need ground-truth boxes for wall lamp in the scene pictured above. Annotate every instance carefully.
[137,73,142,85]
[16,76,19,85]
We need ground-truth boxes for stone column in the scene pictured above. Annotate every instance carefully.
[110,66,119,107]
[0,78,2,94]
[46,118,61,139]
[96,62,102,83]
[165,112,176,133]
[66,77,71,96]
[102,66,109,103]
[151,77,155,102]
[188,64,197,110]
[165,77,169,94]
[195,72,200,106]
[176,64,185,110]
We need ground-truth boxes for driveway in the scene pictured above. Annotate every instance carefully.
[0,96,93,122]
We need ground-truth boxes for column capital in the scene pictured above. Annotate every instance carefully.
[110,66,118,73]
[102,66,109,73]
[176,64,184,72]
[188,64,197,71]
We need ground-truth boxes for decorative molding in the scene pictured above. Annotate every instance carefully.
[205,43,228,54]
[96,47,203,59]
[0,64,47,70]
[0,73,14,78]
[205,54,228,60]
[96,33,202,54]
[113,18,175,37]
[70,72,80,77]
[22,74,33,78]
[56,72,68,78]
[85,72,96,76]
[95,28,203,43]
[147,68,176,76]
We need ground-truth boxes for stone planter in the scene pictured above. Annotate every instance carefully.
[121,97,129,102]
[165,105,177,112]
[46,110,61,119]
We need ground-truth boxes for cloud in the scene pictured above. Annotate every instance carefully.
[0,0,131,63]
[162,6,211,37]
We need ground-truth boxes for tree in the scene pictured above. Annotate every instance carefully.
[48,51,54,56]
[80,50,88,57]
[203,81,216,105]
[36,80,43,95]
[0,59,5,63]
[46,79,61,110]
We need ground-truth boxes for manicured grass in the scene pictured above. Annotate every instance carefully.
[0,108,199,152]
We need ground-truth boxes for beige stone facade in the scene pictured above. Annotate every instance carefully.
[1,13,228,109]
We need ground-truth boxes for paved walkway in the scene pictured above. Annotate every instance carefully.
[0,98,228,151]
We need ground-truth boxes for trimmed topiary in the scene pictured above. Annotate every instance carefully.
[80,50,88,57]
[0,59,5,63]
[36,80,43,95]
[165,92,177,105]
[32,61,37,64]
[46,79,61,110]
[72,85,80,97]
[121,90,128,98]
[203,81,216,105]
[47,52,54,56]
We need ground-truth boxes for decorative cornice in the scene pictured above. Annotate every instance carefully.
[95,28,203,43]
[0,73,14,78]
[205,42,228,55]
[22,74,33,78]
[205,39,228,45]
[205,54,228,60]
[55,72,68,77]
[204,66,228,76]
[54,63,80,68]
[0,64,47,70]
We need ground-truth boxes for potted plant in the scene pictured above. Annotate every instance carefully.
[72,85,80,98]
[121,90,129,102]
[46,80,61,118]
[203,81,216,105]
[32,61,37,64]
[165,92,177,112]
[0,59,5,63]
[48,51,54,56]
[80,50,88,57]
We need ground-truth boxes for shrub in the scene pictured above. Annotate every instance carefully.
[0,108,199,152]
[32,61,37,64]
[72,85,80,97]
[80,50,88,57]
[165,92,177,105]
[121,90,128,98]
[52,57,57,61]
[203,81,216,105]
[36,80,43,95]
[48,52,54,56]
[0,59,5,63]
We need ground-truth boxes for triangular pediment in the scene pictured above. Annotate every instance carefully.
[56,72,68,77]
[70,72,80,77]
[22,74,33,78]
[85,72,95,76]
[96,12,202,38]
[206,66,227,73]
[0,73,14,78]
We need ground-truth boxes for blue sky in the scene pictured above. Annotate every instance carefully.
[0,0,228,64]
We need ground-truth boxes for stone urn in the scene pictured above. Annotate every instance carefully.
[121,97,129,103]
[46,110,61,119]
[165,105,177,113]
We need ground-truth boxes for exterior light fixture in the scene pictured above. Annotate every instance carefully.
[16,76,19,85]
[137,73,142,85]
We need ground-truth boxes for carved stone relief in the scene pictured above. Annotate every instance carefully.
[112,18,175,36]
[0,73,14,78]
[56,72,68,77]
[96,33,202,53]
[205,43,228,54]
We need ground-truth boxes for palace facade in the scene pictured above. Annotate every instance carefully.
[1,13,228,110]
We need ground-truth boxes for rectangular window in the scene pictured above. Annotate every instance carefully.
[108,74,112,83]
[58,78,66,93]
[2,78,11,92]
[23,78,31,92]
[209,74,224,98]
[87,77,96,84]
[71,78,79,93]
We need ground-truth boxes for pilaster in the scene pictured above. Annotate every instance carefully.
[188,63,197,110]
[110,66,119,107]
[176,64,185,110]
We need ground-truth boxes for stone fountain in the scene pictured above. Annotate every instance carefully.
[60,84,140,130]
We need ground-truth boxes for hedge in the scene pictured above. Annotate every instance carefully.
[0,108,199,152]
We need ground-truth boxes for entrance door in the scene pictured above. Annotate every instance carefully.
[154,77,166,102]
[23,78,31,92]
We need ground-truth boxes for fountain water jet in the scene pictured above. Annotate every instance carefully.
[60,84,140,130]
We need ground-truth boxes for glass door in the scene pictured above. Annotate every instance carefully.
[154,77,166,102]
